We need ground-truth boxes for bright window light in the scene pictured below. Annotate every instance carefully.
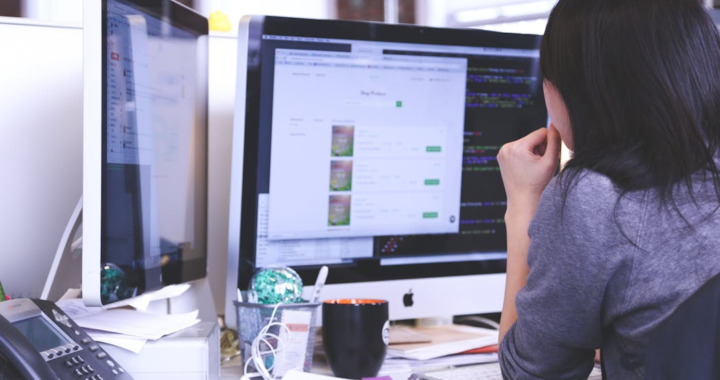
[475,18,549,35]
[455,8,500,23]
[500,0,555,18]
[454,0,557,25]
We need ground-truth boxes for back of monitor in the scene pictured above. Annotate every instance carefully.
[0,17,83,299]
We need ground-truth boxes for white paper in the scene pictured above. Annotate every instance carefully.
[111,294,153,312]
[282,370,350,380]
[381,353,498,375]
[56,298,104,320]
[104,283,192,312]
[387,325,498,361]
[74,309,200,340]
[274,310,312,376]
[90,330,148,354]
[59,288,82,301]
[378,353,497,380]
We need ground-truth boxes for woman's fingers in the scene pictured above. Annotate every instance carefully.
[518,128,549,155]
[499,128,547,162]
[497,126,561,205]
[543,124,562,163]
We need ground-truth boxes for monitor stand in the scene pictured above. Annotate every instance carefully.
[42,196,216,322]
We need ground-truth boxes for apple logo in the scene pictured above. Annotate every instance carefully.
[403,289,414,307]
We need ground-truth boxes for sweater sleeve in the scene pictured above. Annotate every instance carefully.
[499,172,640,379]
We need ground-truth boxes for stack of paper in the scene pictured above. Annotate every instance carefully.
[380,353,498,378]
[386,325,498,361]
[74,308,201,340]
[56,284,200,354]
[367,325,500,379]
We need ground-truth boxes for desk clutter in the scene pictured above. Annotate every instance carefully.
[222,322,500,380]
[235,267,325,379]
[51,285,220,379]
[225,264,501,380]
[56,285,200,353]
[317,324,499,379]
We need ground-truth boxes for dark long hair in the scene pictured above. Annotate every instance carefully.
[541,0,720,204]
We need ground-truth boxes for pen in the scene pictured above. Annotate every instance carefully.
[309,266,329,303]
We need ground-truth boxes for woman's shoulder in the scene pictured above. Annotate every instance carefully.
[529,169,645,252]
[533,168,646,241]
[541,168,625,213]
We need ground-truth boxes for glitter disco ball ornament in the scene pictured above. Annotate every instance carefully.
[250,267,304,304]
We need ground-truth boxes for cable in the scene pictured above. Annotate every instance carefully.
[241,303,291,380]
[456,315,501,330]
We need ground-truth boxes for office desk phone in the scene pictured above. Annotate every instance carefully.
[0,298,133,380]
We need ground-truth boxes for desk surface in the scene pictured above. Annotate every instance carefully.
[219,356,504,380]
[221,356,337,380]
[220,357,243,379]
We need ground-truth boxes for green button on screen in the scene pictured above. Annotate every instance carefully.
[425,179,440,185]
[423,212,439,219]
[426,146,442,152]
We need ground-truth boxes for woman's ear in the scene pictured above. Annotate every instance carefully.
[543,81,573,151]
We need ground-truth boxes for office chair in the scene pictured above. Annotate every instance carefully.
[644,272,720,379]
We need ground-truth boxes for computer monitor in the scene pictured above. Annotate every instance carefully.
[226,16,547,328]
[83,0,209,306]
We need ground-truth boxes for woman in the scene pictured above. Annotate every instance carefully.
[496,0,720,378]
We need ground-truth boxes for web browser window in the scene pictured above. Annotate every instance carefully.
[267,47,468,240]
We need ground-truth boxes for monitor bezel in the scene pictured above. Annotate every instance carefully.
[83,0,209,307]
[235,16,545,291]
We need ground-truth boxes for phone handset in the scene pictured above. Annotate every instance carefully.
[0,313,56,380]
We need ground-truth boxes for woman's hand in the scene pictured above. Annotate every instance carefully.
[497,125,561,217]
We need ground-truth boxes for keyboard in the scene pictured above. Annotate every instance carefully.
[411,362,603,380]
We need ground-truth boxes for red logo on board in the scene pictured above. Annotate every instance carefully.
[111,52,120,61]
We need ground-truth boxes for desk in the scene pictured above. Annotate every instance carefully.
[220,357,244,379]
[221,355,337,379]
[218,355,503,380]
[218,325,500,380]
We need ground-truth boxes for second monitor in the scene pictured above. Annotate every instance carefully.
[83,0,209,307]
[226,16,547,328]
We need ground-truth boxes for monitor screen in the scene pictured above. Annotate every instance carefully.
[99,0,208,304]
[237,18,546,290]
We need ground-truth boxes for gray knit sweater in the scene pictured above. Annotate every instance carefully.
[499,169,720,379]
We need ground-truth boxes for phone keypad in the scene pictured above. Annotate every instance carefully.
[65,355,91,377]
[62,345,127,379]
[64,340,115,380]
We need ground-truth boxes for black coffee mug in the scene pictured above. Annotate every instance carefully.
[322,299,389,379]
